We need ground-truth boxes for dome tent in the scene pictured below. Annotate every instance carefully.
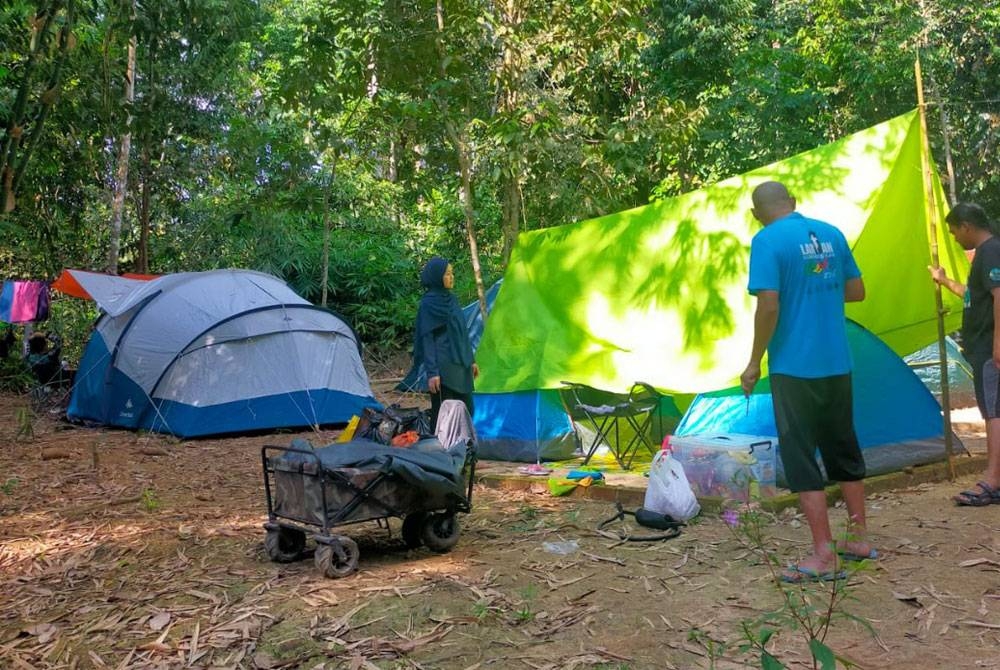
[675,320,961,482]
[66,269,380,438]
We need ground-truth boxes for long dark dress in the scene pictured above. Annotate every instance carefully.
[412,257,475,430]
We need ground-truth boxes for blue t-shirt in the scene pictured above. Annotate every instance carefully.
[747,211,861,378]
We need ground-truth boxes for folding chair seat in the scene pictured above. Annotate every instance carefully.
[621,381,665,462]
[559,381,664,470]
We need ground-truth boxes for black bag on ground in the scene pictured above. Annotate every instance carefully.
[597,502,685,542]
[634,507,684,530]
[356,404,432,445]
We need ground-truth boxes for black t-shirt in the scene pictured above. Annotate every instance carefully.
[962,236,1000,358]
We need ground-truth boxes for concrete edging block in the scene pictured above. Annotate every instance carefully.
[475,454,989,514]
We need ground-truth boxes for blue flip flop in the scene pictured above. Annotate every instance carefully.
[838,548,879,562]
[780,565,848,584]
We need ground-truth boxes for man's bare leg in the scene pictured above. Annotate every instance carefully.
[791,490,836,573]
[837,479,873,558]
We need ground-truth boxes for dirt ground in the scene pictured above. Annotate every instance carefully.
[2,383,1000,670]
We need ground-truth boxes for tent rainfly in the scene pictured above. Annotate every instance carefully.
[474,109,969,397]
[66,269,380,438]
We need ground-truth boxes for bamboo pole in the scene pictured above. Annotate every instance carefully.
[915,53,956,480]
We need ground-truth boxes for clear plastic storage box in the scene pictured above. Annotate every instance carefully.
[668,433,778,501]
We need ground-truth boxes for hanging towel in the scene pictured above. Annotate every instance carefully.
[34,283,50,321]
[0,281,50,323]
[0,283,12,322]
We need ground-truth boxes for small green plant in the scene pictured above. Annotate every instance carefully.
[508,582,539,624]
[1,477,18,495]
[0,357,34,394]
[518,583,538,601]
[697,503,874,669]
[514,604,534,623]
[471,599,498,621]
[688,628,725,667]
[15,407,34,439]
[140,488,160,512]
[518,504,539,520]
[508,504,545,532]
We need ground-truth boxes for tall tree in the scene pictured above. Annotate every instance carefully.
[107,0,135,274]
[1,0,76,214]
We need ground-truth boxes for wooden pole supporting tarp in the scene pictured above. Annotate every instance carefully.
[915,53,957,480]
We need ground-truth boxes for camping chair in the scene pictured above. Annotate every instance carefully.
[559,381,664,470]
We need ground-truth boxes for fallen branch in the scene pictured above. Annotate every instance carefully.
[960,620,1000,630]
[581,551,625,566]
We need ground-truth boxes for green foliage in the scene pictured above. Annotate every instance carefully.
[0,356,32,393]
[1,0,999,348]
[470,599,493,621]
[645,0,1000,208]
[0,477,17,495]
[15,406,33,440]
[140,488,160,512]
[513,604,534,623]
[44,295,99,365]
[808,638,837,670]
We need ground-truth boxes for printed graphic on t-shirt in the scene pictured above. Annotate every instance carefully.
[990,267,1000,282]
[799,230,836,279]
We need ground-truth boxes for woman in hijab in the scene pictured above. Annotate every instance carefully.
[412,256,478,430]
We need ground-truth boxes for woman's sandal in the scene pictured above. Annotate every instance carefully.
[953,481,1000,507]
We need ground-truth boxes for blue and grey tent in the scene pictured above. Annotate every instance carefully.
[905,335,975,410]
[398,279,577,462]
[66,269,380,438]
[675,320,961,481]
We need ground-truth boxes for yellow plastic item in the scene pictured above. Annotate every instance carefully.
[337,415,360,442]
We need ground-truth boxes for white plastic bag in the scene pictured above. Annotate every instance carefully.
[643,449,701,521]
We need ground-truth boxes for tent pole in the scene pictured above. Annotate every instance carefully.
[915,53,957,480]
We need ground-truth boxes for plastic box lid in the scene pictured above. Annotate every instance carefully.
[669,433,775,453]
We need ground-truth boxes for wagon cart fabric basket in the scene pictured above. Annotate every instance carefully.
[261,434,476,578]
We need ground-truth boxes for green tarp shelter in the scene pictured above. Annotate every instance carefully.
[476,110,968,397]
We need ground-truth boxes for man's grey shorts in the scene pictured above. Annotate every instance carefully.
[969,355,1000,420]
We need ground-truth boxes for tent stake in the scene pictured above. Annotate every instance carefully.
[915,53,956,480]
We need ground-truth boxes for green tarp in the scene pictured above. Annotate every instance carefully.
[476,110,968,395]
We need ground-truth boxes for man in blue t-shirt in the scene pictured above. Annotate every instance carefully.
[740,181,874,583]
[929,202,1000,506]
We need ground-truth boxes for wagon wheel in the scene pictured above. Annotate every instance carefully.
[264,527,306,563]
[315,537,360,578]
[401,512,427,549]
[420,512,461,553]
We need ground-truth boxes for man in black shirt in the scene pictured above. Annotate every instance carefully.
[930,202,1000,505]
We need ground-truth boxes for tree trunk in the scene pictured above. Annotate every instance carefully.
[501,170,522,267]
[435,0,488,319]
[137,142,151,273]
[498,0,524,268]
[108,3,137,275]
[320,161,336,307]
[448,120,489,320]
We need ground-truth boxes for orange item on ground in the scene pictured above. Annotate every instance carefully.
[390,430,420,447]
